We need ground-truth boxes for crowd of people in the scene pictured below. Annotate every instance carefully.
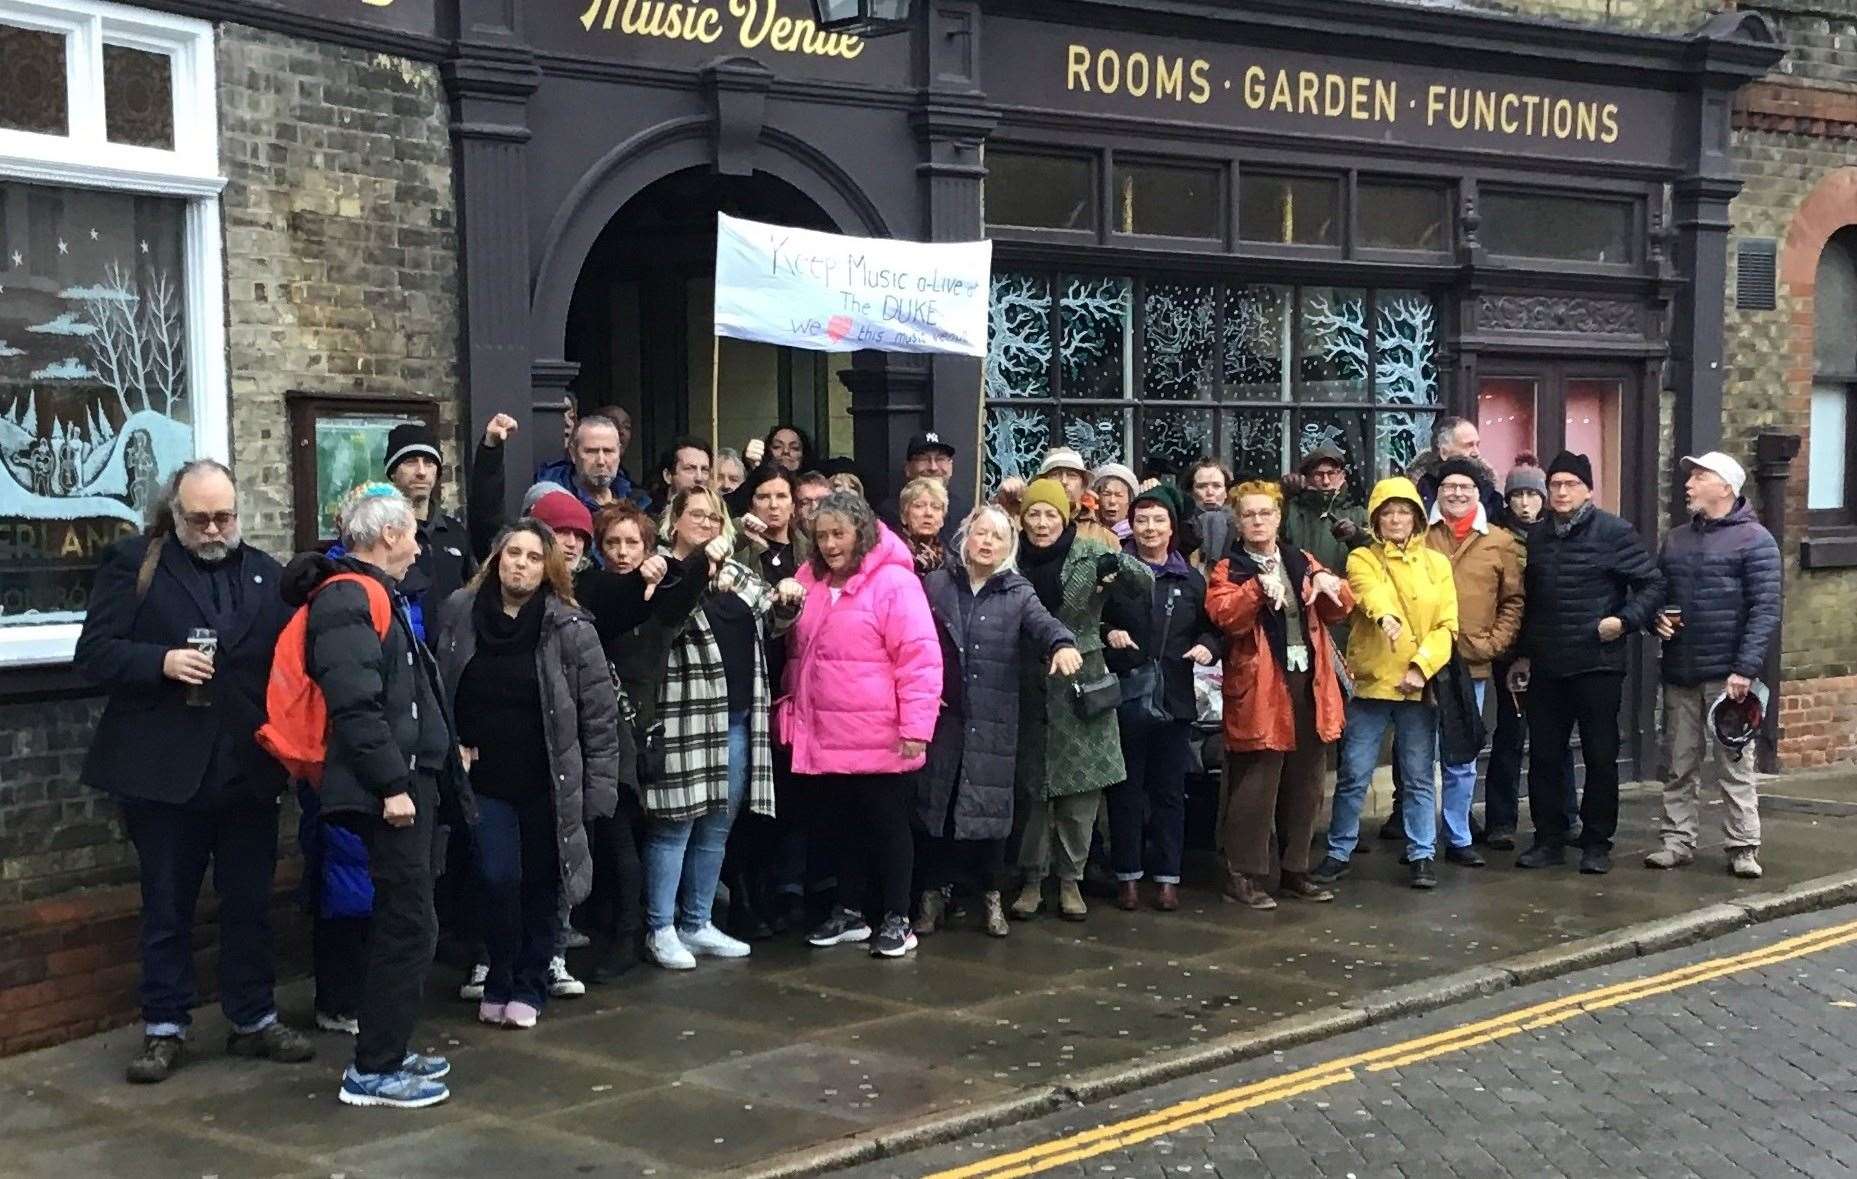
[73,406,1782,1108]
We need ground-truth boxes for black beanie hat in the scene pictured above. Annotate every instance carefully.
[1436,457,1485,489]
[1546,450,1594,490]
[384,422,442,476]
[1131,483,1187,542]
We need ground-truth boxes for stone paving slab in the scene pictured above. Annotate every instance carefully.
[4,783,1856,1177]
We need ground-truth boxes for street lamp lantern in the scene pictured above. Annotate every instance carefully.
[810,0,912,37]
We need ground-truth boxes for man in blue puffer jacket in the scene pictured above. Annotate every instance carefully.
[1646,452,1781,880]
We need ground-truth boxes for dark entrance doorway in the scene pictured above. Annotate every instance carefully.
[563,168,850,492]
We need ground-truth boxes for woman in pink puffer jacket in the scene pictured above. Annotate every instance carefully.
[781,492,943,959]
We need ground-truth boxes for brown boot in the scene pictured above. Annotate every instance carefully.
[1010,880,1043,920]
[913,889,945,935]
[1057,879,1088,921]
[1116,881,1140,911]
[982,891,1010,937]
[1280,872,1336,903]
[1222,873,1278,910]
[1152,882,1179,911]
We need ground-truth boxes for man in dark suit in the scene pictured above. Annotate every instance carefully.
[76,459,314,1084]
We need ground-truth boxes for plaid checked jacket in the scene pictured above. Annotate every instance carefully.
[649,557,795,822]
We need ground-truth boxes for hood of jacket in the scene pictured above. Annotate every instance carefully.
[1692,498,1759,533]
[799,522,917,594]
[281,551,399,607]
[1367,477,1428,555]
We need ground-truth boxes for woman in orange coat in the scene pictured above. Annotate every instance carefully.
[1204,482,1354,909]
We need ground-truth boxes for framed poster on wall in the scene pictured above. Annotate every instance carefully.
[287,393,437,552]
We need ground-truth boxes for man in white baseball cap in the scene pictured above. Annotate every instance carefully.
[1648,448,1780,879]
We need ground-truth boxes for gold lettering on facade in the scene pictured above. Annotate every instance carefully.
[1087,45,1628,147]
[579,0,862,60]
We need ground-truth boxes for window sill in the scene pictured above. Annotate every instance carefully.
[1801,532,1857,570]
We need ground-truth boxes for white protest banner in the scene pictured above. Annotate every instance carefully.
[714,213,992,358]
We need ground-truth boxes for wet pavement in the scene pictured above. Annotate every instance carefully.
[5,775,1857,1178]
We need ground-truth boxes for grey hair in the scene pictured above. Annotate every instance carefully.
[953,504,1020,574]
[149,458,235,536]
[1432,415,1472,451]
[898,476,949,513]
[716,447,743,467]
[339,485,416,550]
[806,491,879,576]
[522,480,569,512]
[572,414,619,445]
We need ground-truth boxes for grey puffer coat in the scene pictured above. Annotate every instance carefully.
[918,568,1076,841]
[1657,499,1782,686]
[435,588,622,907]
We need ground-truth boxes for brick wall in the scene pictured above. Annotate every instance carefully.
[218,24,463,553]
[0,23,461,1055]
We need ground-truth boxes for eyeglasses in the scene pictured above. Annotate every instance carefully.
[181,510,237,531]
[1238,509,1279,521]
[683,510,724,525]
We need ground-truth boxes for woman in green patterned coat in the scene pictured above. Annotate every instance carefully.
[1010,478,1154,922]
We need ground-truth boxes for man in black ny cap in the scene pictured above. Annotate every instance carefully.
[879,430,959,542]
[1507,450,1664,875]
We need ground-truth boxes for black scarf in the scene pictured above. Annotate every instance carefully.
[473,583,547,656]
[1020,524,1075,615]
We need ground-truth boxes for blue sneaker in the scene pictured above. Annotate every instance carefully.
[402,1053,450,1080]
[338,1066,450,1108]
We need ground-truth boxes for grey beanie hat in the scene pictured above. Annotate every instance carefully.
[1504,465,1547,497]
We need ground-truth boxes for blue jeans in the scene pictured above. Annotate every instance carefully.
[1439,680,1488,851]
[475,795,560,1008]
[644,710,750,933]
[1327,697,1440,864]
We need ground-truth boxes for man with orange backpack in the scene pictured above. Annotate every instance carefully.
[76,460,315,1085]
[282,484,472,1109]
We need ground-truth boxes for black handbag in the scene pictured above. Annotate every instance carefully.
[1118,592,1175,725]
[611,663,666,787]
[1070,671,1122,720]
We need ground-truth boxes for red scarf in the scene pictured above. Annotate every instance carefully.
[1447,511,1476,543]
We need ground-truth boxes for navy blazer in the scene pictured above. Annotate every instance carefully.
[76,535,291,805]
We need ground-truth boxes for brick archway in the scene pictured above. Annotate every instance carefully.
[1780,167,1857,423]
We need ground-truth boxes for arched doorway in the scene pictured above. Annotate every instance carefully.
[563,167,851,488]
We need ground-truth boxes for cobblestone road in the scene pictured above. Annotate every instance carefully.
[863,906,1857,1179]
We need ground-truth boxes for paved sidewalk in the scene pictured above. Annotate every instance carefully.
[5,775,1857,1178]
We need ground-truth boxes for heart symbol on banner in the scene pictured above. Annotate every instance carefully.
[826,315,853,342]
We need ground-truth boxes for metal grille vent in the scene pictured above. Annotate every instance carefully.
[1736,238,1778,311]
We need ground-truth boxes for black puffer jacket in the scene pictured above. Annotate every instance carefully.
[918,567,1075,841]
[288,553,470,823]
[1519,504,1665,679]
[1657,500,1781,686]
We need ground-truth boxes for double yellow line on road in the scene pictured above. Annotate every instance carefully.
[929,917,1857,1179]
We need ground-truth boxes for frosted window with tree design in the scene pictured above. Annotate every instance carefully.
[0,182,190,623]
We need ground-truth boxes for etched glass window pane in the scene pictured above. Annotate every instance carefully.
[1222,284,1290,402]
[1239,174,1339,246]
[1114,162,1221,239]
[0,26,68,137]
[985,151,1096,232]
[1376,410,1435,483]
[1141,281,1215,401]
[1482,191,1633,264]
[1814,234,1857,375]
[986,272,1052,399]
[0,181,192,624]
[1359,181,1448,251]
[1059,276,1131,399]
[1142,408,1213,479]
[1060,407,1128,468]
[1374,291,1439,407]
[1299,288,1368,403]
[104,45,175,150]
[1294,410,1371,501]
[985,405,1050,492]
[1225,409,1287,484]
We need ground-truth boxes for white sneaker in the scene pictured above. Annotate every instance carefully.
[646,926,696,970]
[315,1011,360,1035]
[548,955,587,997]
[1730,850,1764,879]
[679,923,751,959]
[458,962,489,1001]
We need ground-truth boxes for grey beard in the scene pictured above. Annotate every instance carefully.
[579,470,615,492]
[187,535,241,563]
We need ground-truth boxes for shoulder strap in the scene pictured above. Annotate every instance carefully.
[135,536,166,600]
[312,572,393,639]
